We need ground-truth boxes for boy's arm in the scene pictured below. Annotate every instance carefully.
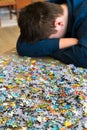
[17,36,78,57]
[59,38,78,49]
[16,36,59,57]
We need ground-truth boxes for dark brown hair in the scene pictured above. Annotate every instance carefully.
[18,1,63,43]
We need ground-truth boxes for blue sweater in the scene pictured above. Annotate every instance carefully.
[16,0,87,57]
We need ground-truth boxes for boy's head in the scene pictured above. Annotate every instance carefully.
[18,1,68,43]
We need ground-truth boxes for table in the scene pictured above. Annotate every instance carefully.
[0,49,87,130]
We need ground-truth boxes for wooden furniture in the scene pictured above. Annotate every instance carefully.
[15,0,32,9]
[15,0,32,17]
[0,0,16,26]
[0,0,32,26]
[0,0,44,26]
[0,0,16,19]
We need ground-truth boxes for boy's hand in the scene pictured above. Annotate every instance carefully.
[59,38,78,49]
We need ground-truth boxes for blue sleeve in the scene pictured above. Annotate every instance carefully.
[16,37,59,57]
[72,0,87,49]
[77,18,87,48]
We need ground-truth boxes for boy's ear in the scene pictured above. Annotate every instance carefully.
[54,17,64,27]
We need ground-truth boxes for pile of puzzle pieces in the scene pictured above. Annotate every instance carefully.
[0,54,87,130]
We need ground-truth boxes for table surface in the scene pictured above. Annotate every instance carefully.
[0,49,87,130]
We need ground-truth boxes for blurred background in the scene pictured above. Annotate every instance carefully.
[0,0,44,27]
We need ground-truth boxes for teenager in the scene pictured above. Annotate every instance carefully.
[16,0,87,68]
